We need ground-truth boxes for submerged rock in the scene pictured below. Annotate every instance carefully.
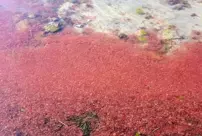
[44,21,62,33]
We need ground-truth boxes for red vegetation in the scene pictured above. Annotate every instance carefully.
[0,30,202,135]
[0,2,202,135]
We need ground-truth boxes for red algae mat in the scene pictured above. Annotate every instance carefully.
[0,32,202,136]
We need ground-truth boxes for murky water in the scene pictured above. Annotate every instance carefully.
[0,0,30,12]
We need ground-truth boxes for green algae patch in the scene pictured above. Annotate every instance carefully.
[136,8,145,15]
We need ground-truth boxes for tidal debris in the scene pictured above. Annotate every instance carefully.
[66,111,99,136]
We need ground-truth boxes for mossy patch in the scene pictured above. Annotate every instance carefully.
[136,29,148,43]
[136,8,145,15]
[44,22,62,33]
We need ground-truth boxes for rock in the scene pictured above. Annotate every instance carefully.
[145,14,153,20]
[166,0,181,5]
[191,13,197,17]
[118,33,129,41]
[172,1,191,10]
[44,21,62,33]
[15,19,29,32]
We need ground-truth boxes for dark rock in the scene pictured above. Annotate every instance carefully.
[169,0,191,10]
[145,14,153,20]
[167,0,181,5]
[118,33,129,41]
[191,13,197,17]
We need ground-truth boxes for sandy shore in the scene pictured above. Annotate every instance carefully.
[91,0,202,37]
[57,0,202,45]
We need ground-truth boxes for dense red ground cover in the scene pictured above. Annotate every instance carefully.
[1,3,202,136]
[0,30,202,136]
